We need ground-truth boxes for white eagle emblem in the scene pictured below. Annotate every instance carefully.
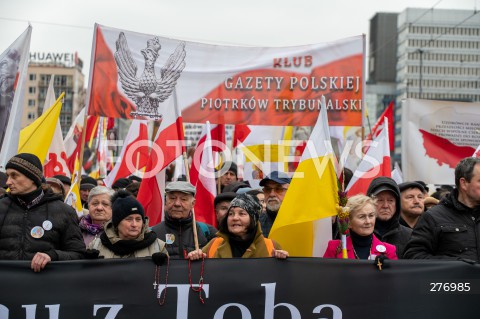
[114,32,186,119]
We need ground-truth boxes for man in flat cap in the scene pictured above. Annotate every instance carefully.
[151,181,217,258]
[259,171,291,237]
[399,181,426,229]
[0,153,85,272]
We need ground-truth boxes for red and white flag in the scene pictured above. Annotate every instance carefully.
[42,76,70,177]
[104,119,149,187]
[366,101,394,151]
[136,95,185,226]
[0,26,32,169]
[346,117,391,196]
[191,122,218,227]
[189,123,226,186]
[473,145,480,158]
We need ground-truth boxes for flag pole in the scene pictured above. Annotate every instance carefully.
[76,107,89,189]
[173,89,199,250]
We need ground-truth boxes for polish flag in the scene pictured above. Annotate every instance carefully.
[104,119,149,187]
[42,76,70,177]
[366,101,394,151]
[473,145,480,158]
[191,122,218,227]
[136,98,185,226]
[189,123,226,186]
[346,117,391,196]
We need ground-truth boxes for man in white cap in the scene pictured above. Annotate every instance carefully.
[151,181,217,259]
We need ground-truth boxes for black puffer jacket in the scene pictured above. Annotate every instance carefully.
[366,177,412,257]
[151,212,217,259]
[404,189,480,261]
[0,190,85,260]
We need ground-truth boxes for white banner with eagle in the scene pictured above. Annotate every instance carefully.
[86,24,364,127]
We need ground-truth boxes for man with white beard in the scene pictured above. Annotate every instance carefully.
[258,171,291,237]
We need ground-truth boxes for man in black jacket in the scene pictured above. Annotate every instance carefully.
[151,181,217,258]
[0,153,85,272]
[366,177,412,258]
[404,157,480,261]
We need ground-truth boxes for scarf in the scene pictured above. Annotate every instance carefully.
[100,231,157,256]
[79,215,104,235]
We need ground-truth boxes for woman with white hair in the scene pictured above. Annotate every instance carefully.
[79,186,114,246]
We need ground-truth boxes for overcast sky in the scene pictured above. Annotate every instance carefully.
[0,0,476,80]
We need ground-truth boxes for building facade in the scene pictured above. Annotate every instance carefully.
[23,52,86,136]
[368,8,480,163]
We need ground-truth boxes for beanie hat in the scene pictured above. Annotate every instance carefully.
[80,176,97,190]
[228,193,261,223]
[111,190,145,228]
[217,161,237,177]
[112,177,131,190]
[5,153,43,187]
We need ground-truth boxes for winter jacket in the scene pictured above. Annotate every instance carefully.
[151,212,217,259]
[366,177,412,257]
[88,218,167,259]
[0,190,85,261]
[259,209,277,238]
[323,233,398,259]
[403,189,480,261]
[202,224,280,258]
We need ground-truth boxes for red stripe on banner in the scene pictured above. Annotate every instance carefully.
[88,27,137,118]
[182,55,363,126]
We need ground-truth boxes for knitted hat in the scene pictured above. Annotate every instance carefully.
[228,193,262,223]
[112,177,131,190]
[111,190,145,228]
[80,176,97,190]
[5,153,43,186]
[217,161,237,177]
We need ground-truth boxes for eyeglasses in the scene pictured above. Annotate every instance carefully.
[263,186,288,194]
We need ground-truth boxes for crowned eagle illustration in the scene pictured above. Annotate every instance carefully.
[114,32,186,119]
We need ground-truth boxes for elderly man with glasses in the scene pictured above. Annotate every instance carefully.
[259,171,291,237]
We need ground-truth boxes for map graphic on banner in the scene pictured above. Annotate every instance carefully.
[88,24,364,126]
[401,98,480,184]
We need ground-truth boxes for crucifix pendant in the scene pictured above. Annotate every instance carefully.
[153,281,158,290]
[376,259,383,271]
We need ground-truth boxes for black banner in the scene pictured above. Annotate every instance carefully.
[0,258,479,318]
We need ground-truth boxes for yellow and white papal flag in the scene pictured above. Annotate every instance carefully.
[269,96,338,257]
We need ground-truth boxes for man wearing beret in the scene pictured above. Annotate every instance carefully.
[398,181,426,229]
[0,153,86,272]
[151,181,217,258]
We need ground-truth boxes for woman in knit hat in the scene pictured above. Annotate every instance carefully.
[0,153,85,272]
[188,193,288,259]
[86,190,168,259]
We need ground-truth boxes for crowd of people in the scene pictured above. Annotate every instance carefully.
[0,152,479,273]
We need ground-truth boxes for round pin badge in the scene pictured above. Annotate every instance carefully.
[31,226,45,239]
[165,234,175,245]
[376,244,386,253]
[42,220,53,231]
